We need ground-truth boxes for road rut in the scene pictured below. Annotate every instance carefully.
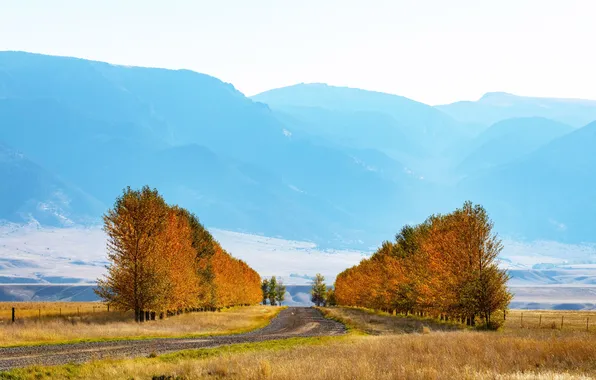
[0,307,345,370]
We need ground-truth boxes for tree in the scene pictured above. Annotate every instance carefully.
[275,278,286,306]
[268,276,278,306]
[325,288,337,306]
[332,202,511,329]
[261,278,270,305]
[155,207,201,313]
[311,273,327,307]
[95,186,168,322]
[96,186,264,318]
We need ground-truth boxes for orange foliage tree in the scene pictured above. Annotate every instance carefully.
[96,186,262,321]
[334,202,511,328]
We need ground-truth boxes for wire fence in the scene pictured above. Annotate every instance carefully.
[505,310,595,332]
[0,302,111,323]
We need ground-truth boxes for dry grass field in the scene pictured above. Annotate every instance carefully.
[321,306,596,334]
[0,303,281,347]
[505,309,595,332]
[0,302,106,321]
[2,307,595,379]
[3,328,595,379]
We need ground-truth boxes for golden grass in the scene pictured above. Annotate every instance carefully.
[322,306,596,334]
[505,310,596,332]
[0,302,106,320]
[0,304,281,347]
[4,329,595,379]
[2,307,595,379]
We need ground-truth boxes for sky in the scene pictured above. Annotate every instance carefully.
[1,0,595,105]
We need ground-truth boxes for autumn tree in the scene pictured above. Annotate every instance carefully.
[96,186,263,319]
[154,206,201,313]
[332,202,511,329]
[311,273,327,307]
[95,186,168,322]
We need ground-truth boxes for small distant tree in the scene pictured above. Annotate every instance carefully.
[261,278,270,305]
[275,278,286,306]
[325,288,336,306]
[268,276,278,306]
[311,273,327,306]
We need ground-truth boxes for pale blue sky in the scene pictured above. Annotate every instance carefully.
[1,0,594,104]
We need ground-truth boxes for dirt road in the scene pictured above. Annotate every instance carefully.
[0,307,345,370]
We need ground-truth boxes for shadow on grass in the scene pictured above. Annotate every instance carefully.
[321,307,464,335]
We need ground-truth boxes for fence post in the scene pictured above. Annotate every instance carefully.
[77,307,80,316]
[561,315,564,330]
[521,312,523,327]
[59,308,62,317]
[107,304,110,312]
[12,307,15,323]
[539,314,542,328]
[38,308,41,319]
[587,318,589,332]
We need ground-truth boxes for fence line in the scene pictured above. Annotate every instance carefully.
[514,312,593,332]
[1,304,111,323]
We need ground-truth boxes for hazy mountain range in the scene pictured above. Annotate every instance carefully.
[1,51,596,248]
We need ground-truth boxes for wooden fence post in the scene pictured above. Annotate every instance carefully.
[561,315,564,329]
[107,304,110,312]
[38,309,41,319]
[12,307,15,323]
[59,308,62,317]
[539,314,542,328]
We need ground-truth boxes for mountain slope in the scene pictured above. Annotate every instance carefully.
[456,117,574,176]
[458,121,596,242]
[0,141,103,225]
[0,52,422,246]
[437,92,596,128]
[252,83,469,151]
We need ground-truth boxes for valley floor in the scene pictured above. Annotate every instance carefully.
[1,307,595,379]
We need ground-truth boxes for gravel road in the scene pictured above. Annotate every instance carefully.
[0,307,345,370]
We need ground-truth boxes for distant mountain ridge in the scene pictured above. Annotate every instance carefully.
[437,92,596,127]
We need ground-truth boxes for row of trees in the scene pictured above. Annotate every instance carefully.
[96,186,262,321]
[334,202,511,327]
[261,277,287,306]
